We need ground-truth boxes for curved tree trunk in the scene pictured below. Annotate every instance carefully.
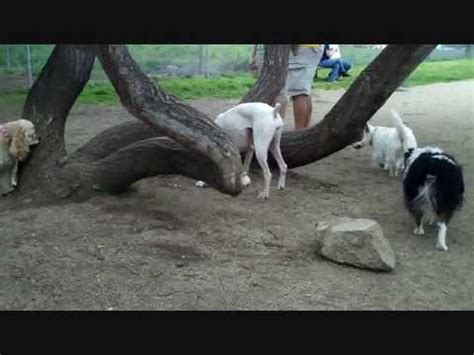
[16,44,436,203]
[18,45,245,201]
[95,45,243,195]
[278,45,436,167]
[241,44,436,168]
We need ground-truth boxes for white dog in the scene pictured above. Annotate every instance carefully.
[0,119,39,195]
[196,102,287,199]
[353,109,417,177]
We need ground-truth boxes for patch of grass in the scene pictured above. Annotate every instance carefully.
[156,74,255,100]
[406,58,474,86]
[1,59,472,107]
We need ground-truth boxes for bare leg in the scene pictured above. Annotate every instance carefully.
[292,94,312,129]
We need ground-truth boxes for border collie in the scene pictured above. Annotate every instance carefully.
[403,146,465,251]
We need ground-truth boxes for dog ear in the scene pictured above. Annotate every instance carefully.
[404,148,414,162]
[9,125,30,161]
[273,103,281,117]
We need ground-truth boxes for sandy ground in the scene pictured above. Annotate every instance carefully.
[0,80,473,310]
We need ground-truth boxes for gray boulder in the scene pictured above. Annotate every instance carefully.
[314,218,396,272]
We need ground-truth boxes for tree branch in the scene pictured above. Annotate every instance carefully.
[96,45,244,195]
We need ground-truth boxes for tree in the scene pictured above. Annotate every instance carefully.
[15,44,436,203]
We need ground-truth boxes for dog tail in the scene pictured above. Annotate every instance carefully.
[392,108,418,152]
[391,108,406,141]
[411,174,437,224]
[273,103,281,119]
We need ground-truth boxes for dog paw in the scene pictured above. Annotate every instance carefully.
[241,174,251,187]
[413,227,424,236]
[195,181,207,188]
[436,243,448,251]
[258,192,269,200]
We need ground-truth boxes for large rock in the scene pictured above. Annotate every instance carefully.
[314,218,396,272]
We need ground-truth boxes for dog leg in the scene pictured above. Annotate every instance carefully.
[195,180,207,188]
[269,129,287,191]
[11,160,18,188]
[241,145,254,187]
[255,147,271,199]
[412,211,424,235]
[436,222,448,251]
[388,163,396,177]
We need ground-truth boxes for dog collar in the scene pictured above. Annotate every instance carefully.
[0,125,8,138]
[369,127,378,146]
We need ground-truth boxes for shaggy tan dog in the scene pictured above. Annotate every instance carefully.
[0,119,39,195]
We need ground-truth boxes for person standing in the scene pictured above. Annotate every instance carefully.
[280,44,323,130]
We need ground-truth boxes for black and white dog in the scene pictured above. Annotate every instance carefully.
[403,147,465,251]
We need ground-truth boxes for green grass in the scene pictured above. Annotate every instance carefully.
[157,74,255,99]
[314,58,474,90]
[1,59,472,106]
[73,73,256,105]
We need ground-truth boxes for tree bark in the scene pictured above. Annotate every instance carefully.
[19,45,96,197]
[240,45,290,105]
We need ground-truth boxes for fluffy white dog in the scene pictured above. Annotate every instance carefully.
[196,102,287,199]
[353,109,417,177]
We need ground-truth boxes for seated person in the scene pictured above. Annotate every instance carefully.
[319,44,352,82]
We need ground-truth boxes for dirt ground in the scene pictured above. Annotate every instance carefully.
[0,80,472,310]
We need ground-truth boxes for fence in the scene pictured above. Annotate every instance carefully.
[0,44,472,90]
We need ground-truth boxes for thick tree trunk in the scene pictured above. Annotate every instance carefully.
[19,45,96,198]
[240,45,290,105]
[67,122,234,196]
